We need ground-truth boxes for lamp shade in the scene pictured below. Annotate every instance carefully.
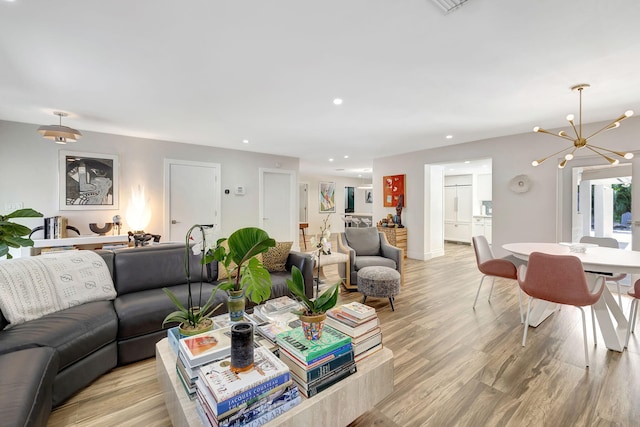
[37,111,82,144]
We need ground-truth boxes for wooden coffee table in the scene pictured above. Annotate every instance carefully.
[155,338,393,426]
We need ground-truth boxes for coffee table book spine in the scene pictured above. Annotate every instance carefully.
[279,347,355,383]
[275,326,352,362]
[167,327,180,355]
[353,332,382,356]
[179,326,232,369]
[199,347,290,403]
[354,343,383,363]
[278,342,353,368]
[175,365,197,399]
[325,315,379,337]
[223,396,302,427]
[177,352,199,381]
[328,307,377,325]
[218,385,300,427]
[341,302,376,319]
[294,362,357,398]
[352,326,382,344]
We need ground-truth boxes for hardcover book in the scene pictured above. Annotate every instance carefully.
[292,361,357,398]
[278,342,353,369]
[325,315,379,337]
[276,326,352,363]
[327,306,377,326]
[199,346,290,404]
[179,327,232,368]
[279,347,355,383]
[341,302,376,319]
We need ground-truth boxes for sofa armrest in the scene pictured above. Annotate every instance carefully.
[286,251,315,299]
[380,234,403,275]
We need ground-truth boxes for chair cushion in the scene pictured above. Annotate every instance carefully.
[354,256,396,270]
[345,228,380,256]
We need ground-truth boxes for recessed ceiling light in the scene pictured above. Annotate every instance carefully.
[464,161,470,164]
[344,155,349,159]
[446,135,453,139]
[242,139,249,144]
[333,98,343,105]
[358,174,362,177]
[329,158,334,162]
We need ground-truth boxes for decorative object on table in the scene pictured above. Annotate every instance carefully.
[531,83,634,169]
[508,174,531,194]
[162,224,222,336]
[394,194,404,227]
[0,208,43,259]
[286,265,340,340]
[383,174,405,207]
[319,181,336,213]
[59,151,118,210]
[209,227,276,321]
[127,231,161,247]
[230,323,254,373]
[89,222,113,235]
[310,214,332,295]
[178,326,232,369]
[112,215,122,235]
[37,111,82,144]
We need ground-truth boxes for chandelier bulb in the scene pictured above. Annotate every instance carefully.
[533,126,540,132]
[558,159,567,169]
[612,159,620,165]
[532,160,540,166]
[624,153,634,159]
[625,110,634,117]
[566,114,574,122]
[565,153,574,160]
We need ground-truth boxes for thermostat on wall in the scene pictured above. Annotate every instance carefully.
[235,186,245,196]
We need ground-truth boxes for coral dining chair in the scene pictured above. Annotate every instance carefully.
[518,251,605,367]
[472,235,523,322]
[580,236,626,307]
[625,278,640,348]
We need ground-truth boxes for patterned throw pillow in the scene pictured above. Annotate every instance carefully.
[262,242,293,272]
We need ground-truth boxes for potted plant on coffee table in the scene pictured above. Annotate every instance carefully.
[162,224,222,336]
[286,265,340,340]
[208,227,276,321]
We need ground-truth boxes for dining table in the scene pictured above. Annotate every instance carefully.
[503,242,640,352]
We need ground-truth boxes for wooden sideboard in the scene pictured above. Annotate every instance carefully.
[377,226,407,258]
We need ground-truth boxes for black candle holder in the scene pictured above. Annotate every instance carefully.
[230,323,254,373]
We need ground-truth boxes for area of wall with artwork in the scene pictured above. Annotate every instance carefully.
[59,151,119,210]
[383,174,405,207]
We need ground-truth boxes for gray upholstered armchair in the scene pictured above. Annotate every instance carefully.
[337,227,403,288]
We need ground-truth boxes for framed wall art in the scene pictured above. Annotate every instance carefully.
[383,174,405,207]
[365,189,373,204]
[319,181,336,213]
[59,151,119,210]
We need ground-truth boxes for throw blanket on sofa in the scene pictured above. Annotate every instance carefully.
[0,251,116,327]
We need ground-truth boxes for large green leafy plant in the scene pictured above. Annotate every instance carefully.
[208,227,276,304]
[0,208,43,259]
[286,266,339,316]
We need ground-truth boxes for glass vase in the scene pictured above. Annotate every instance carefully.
[228,290,245,322]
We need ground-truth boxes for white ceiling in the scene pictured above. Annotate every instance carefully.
[2,0,640,178]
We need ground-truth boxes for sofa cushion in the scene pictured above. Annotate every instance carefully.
[262,242,293,272]
[113,243,208,295]
[354,255,396,271]
[0,301,117,371]
[0,251,115,327]
[114,282,223,340]
[0,347,58,427]
[345,228,381,256]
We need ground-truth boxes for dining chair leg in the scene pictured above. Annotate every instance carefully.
[590,306,597,347]
[517,288,524,324]
[488,277,496,301]
[616,282,622,308]
[578,307,589,367]
[626,299,638,348]
[472,275,487,309]
[522,296,533,347]
[632,301,638,334]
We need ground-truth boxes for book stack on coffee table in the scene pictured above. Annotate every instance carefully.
[195,346,300,427]
[275,326,355,398]
[325,302,383,363]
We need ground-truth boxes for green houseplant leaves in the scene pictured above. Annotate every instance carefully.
[0,208,43,259]
[286,265,339,316]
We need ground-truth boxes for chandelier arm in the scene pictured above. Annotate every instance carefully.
[586,143,629,159]
[584,114,630,140]
[585,146,618,165]
[535,127,575,141]
[568,121,581,140]
[533,145,575,165]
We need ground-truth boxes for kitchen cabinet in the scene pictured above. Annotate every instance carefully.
[472,216,492,244]
[444,184,472,243]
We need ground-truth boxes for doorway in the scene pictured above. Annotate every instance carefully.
[163,159,221,242]
[259,168,297,246]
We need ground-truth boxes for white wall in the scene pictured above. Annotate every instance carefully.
[374,117,640,259]
[0,119,299,242]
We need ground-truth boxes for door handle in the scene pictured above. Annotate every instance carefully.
[171,220,179,224]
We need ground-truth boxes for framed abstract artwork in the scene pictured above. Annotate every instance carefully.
[383,174,405,207]
[59,151,119,210]
[365,190,373,204]
[319,181,336,213]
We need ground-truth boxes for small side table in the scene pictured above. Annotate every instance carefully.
[299,223,308,250]
[313,252,350,296]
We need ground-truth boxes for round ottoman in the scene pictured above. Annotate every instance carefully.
[357,266,401,311]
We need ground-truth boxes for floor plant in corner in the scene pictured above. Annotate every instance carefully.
[0,208,43,259]
[286,265,340,340]
[162,224,222,336]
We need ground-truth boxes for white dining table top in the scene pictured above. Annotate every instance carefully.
[502,242,640,275]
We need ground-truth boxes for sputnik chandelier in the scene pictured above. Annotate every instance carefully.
[531,84,634,168]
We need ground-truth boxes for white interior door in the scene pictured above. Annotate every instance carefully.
[164,160,221,242]
[260,168,296,245]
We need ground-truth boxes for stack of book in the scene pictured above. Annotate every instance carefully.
[175,327,232,399]
[43,216,68,239]
[276,325,356,398]
[195,347,301,427]
[325,302,383,363]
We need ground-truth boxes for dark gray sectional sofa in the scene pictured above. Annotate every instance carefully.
[0,243,314,427]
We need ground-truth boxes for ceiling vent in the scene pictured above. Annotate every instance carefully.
[430,0,470,14]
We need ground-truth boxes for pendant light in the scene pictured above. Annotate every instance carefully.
[37,111,82,144]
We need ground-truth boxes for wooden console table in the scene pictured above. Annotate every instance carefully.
[155,338,393,427]
[377,227,407,258]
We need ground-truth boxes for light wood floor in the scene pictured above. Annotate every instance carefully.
[48,243,640,427]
